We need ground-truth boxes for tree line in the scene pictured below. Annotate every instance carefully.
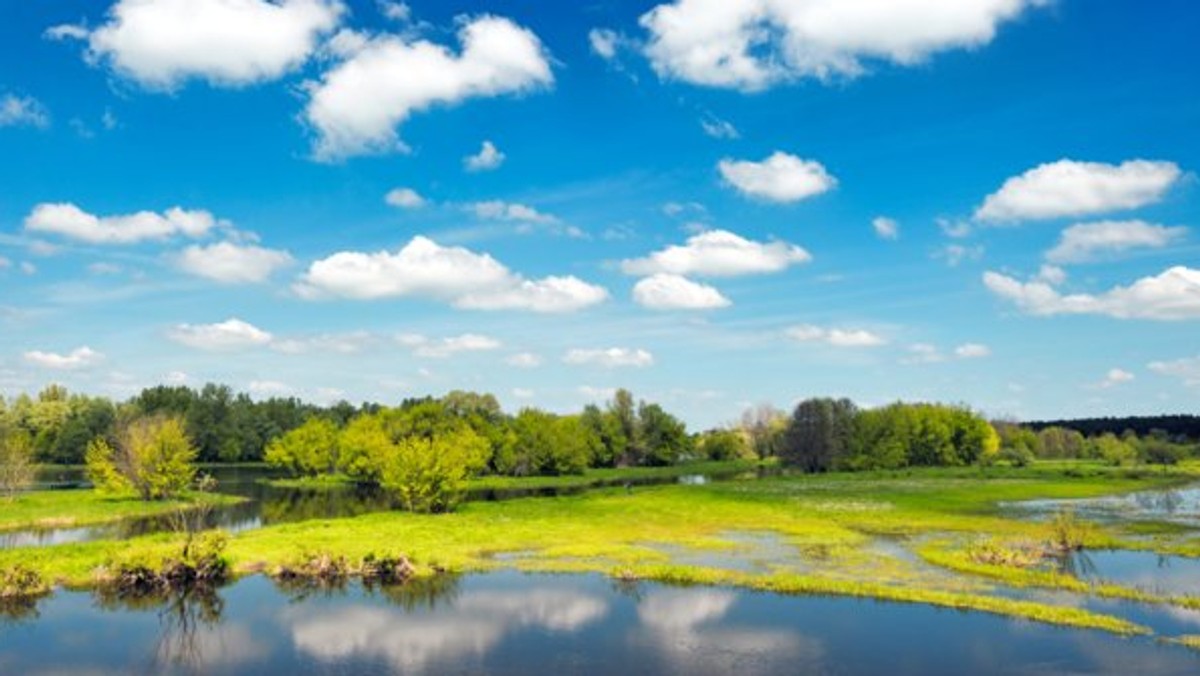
[1024,415,1200,443]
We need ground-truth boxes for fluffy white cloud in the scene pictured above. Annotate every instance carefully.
[168,318,273,350]
[23,346,102,370]
[511,387,535,399]
[588,28,621,60]
[975,159,1182,222]
[25,203,219,244]
[385,187,425,208]
[1037,264,1067,285]
[954,343,991,358]
[632,273,730,310]
[464,140,507,172]
[1045,220,1187,264]
[468,200,556,223]
[564,347,654,368]
[872,216,899,240]
[639,0,1041,91]
[505,352,543,368]
[397,333,501,358]
[1099,368,1134,388]
[935,243,984,267]
[305,17,551,160]
[1148,357,1200,386]
[176,241,293,283]
[718,152,835,203]
[378,1,410,22]
[786,324,885,347]
[621,229,810,277]
[296,236,607,312]
[983,266,1200,320]
[0,94,50,128]
[52,0,344,90]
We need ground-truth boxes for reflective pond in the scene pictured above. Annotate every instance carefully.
[1007,482,1200,526]
[2,571,1199,675]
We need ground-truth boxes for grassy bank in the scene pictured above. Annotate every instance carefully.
[0,491,244,533]
[1,462,1197,636]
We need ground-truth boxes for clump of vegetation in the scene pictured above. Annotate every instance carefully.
[263,417,341,478]
[0,564,49,600]
[272,551,350,585]
[1048,508,1092,552]
[359,553,417,584]
[968,539,1046,567]
[0,427,36,500]
[86,415,197,500]
[99,531,229,594]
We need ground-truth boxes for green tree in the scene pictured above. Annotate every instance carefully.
[637,402,692,466]
[698,428,750,461]
[0,427,35,500]
[85,416,198,500]
[781,398,857,472]
[378,429,490,513]
[499,410,590,476]
[264,418,341,476]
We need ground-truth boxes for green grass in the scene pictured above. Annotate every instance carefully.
[0,490,243,533]
[3,460,1198,636]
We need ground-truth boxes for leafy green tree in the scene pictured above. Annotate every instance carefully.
[85,416,198,500]
[638,402,692,465]
[698,429,750,461]
[1037,426,1086,459]
[740,404,787,458]
[0,427,35,500]
[264,418,341,476]
[781,398,857,472]
[1089,433,1137,466]
[378,429,490,513]
[497,410,591,476]
[609,389,641,465]
[580,404,625,468]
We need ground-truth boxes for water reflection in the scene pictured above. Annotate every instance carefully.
[287,584,609,671]
[1009,481,1200,525]
[3,572,1200,674]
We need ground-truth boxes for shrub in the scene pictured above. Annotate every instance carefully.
[86,416,197,500]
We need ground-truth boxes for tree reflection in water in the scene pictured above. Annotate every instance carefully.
[93,584,225,675]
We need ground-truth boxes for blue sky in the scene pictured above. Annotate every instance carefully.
[1,0,1198,428]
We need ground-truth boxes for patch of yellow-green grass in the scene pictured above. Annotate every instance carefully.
[0,490,242,533]
[617,564,1148,636]
[1163,635,1200,651]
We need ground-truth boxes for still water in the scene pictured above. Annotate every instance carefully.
[2,571,1199,675]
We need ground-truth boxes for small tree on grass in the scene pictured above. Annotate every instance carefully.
[264,417,340,477]
[0,428,36,501]
[86,415,197,500]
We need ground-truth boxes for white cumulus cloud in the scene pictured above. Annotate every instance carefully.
[872,216,899,240]
[564,347,654,368]
[168,318,273,350]
[51,0,345,90]
[23,346,103,370]
[464,140,507,172]
[0,94,50,128]
[295,236,607,312]
[1099,368,1134,388]
[632,273,730,310]
[1045,220,1187,264]
[621,229,810,278]
[786,324,886,348]
[304,16,551,160]
[639,0,1042,91]
[385,187,426,209]
[176,241,294,283]
[25,203,220,244]
[718,152,835,203]
[975,159,1182,222]
[954,343,991,358]
[983,266,1200,320]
